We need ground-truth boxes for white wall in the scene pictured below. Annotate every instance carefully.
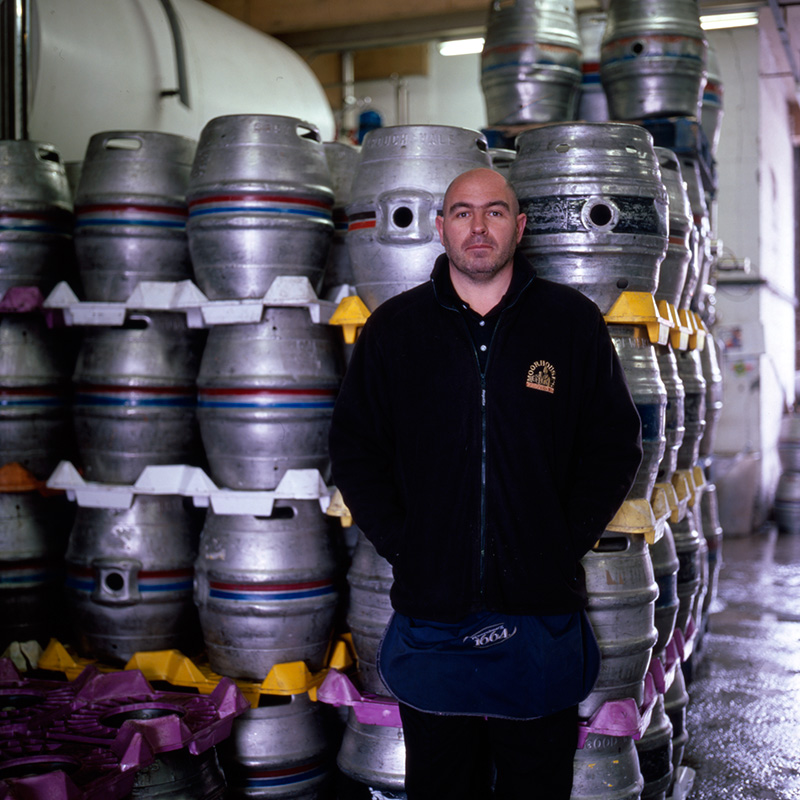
[350,46,487,133]
[709,18,797,530]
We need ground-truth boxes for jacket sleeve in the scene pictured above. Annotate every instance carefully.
[329,318,405,564]
[566,314,644,558]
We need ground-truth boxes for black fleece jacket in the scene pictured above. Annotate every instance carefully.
[329,252,643,622]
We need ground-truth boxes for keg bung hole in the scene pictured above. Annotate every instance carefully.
[581,197,619,232]
[104,137,143,151]
[104,572,125,592]
[588,204,613,228]
[630,40,645,56]
[392,206,414,228]
[555,143,570,154]
[617,278,629,289]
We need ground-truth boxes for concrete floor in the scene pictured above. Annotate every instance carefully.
[681,525,800,799]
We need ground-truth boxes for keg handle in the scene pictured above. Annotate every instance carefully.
[295,121,322,143]
[102,135,143,151]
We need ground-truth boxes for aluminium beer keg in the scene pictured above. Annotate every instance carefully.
[654,148,693,310]
[187,115,334,300]
[73,131,196,301]
[0,491,68,650]
[649,522,680,658]
[701,42,724,156]
[778,412,800,472]
[480,0,583,126]
[65,495,202,663]
[220,694,334,799]
[579,532,659,719]
[0,313,77,480]
[130,750,227,800]
[699,333,723,460]
[774,470,800,535]
[700,483,722,621]
[577,12,610,122]
[678,155,711,311]
[655,344,685,485]
[345,125,492,311]
[670,508,702,635]
[608,325,667,501]
[635,694,674,800]
[196,307,343,491]
[600,0,708,120]
[675,349,706,470]
[0,140,74,296]
[72,312,205,484]
[509,122,668,314]
[336,709,406,798]
[346,529,394,695]
[572,733,644,800]
[194,501,339,680]
[321,141,360,298]
[664,662,689,770]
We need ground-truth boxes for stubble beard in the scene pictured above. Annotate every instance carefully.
[446,235,517,284]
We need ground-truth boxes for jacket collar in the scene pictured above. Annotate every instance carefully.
[430,251,537,316]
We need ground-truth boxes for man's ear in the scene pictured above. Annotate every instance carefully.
[435,213,445,244]
[516,213,527,243]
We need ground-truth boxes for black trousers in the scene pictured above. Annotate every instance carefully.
[398,703,579,800]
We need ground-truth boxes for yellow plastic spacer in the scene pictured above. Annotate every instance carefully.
[328,295,371,344]
[328,634,356,672]
[125,649,218,694]
[653,481,679,519]
[691,464,707,501]
[603,291,670,346]
[661,302,687,351]
[38,639,99,680]
[670,470,693,520]
[648,486,670,545]
[688,312,707,352]
[261,660,322,696]
[325,488,353,527]
[605,497,658,543]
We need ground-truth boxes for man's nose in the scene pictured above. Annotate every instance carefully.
[471,213,488,232]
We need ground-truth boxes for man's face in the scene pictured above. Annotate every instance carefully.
[435,169,527,283]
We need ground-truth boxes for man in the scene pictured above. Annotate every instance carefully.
[329,168,642,799]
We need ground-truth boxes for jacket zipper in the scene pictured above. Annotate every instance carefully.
[435,271,535,607]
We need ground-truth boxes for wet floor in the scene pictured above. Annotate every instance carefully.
[682,525,800,799]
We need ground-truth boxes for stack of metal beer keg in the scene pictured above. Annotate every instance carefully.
[475,0,725,796]
[1,0,729,793]
[0,139,77,653]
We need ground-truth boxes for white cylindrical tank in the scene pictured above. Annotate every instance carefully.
[27,0,335,164]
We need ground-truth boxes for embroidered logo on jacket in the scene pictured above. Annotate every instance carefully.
[463,623,518,649]
[526,360,556,394]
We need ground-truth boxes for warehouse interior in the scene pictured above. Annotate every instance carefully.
[2,0,800,797]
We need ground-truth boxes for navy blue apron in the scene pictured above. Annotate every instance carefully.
[377,609,600,719]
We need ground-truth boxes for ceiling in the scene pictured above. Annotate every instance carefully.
[200,0,800,91]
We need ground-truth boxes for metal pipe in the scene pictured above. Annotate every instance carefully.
[1,0,30,139]
[341,50,357,135]
[157,0,191,108]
